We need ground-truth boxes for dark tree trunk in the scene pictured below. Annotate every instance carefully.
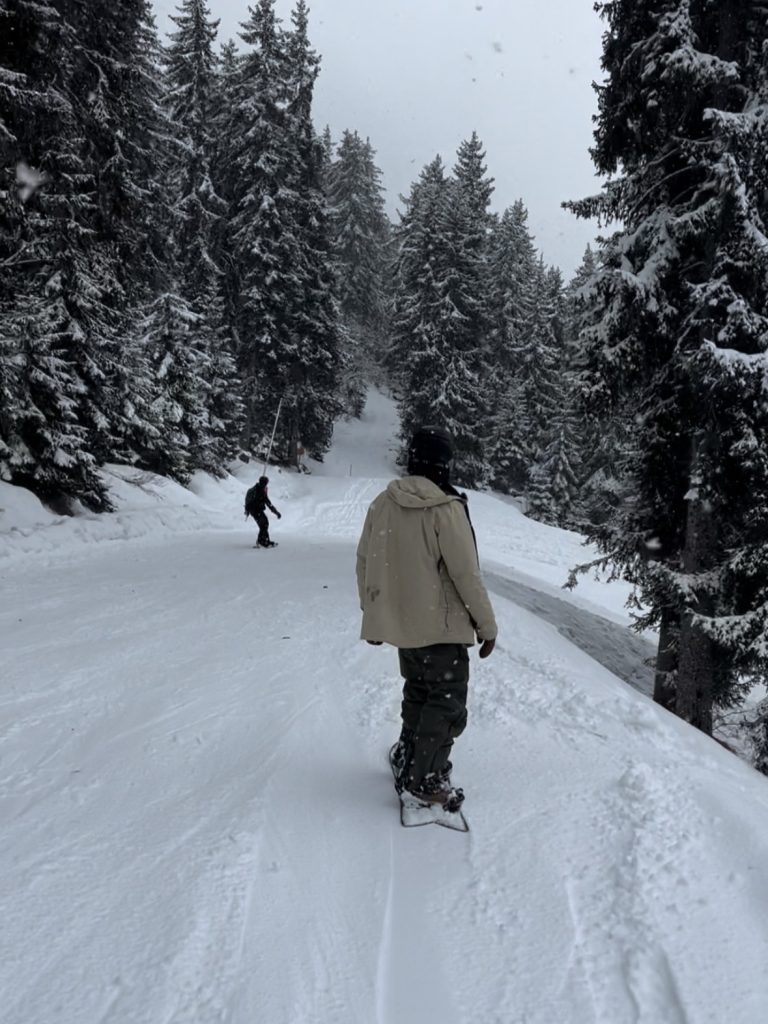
[675,436,717,733]
[653,606,678,711]
[674,1,745,734]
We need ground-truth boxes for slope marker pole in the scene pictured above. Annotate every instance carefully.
[263,396,284,475]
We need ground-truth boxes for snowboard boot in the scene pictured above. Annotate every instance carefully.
[438,759,453,787]
[407,772,465,812]
[390,728,415,794]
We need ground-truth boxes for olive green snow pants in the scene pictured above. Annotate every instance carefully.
[398,643,470,787]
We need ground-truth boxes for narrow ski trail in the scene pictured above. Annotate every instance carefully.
[3,390,768,1023]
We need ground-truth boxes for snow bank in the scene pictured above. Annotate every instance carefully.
[0,466,246,566]
[0,478,60,534]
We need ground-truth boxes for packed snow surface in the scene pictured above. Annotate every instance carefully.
[3,389,768,1024]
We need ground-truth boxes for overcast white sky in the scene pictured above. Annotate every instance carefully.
[153,0,606,277]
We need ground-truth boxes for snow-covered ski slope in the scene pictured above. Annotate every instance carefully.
[3,388,768,1024]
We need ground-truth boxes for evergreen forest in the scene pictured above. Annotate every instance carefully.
[1,0,767,758]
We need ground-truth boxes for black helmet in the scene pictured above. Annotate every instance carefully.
[259,475,269,485]
[408,425,455,467]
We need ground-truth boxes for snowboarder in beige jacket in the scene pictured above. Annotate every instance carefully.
[356,425,497,807]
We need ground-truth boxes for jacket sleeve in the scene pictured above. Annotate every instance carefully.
[436,501,498,641]
[356,504,374,611]
[267,499,279,515]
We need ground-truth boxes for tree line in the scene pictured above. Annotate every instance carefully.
[0,0,577,521]
[386,2,768,761]
[389,135,590,527]
[567,0,768,760]
[0,0,375,510]
[2,0,766,759]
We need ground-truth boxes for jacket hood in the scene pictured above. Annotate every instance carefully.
[386,476,461,509]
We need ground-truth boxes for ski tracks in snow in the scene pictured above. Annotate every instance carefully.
[562,761,697,1024]
[5,455,768,1023]
[372,818,469,1024]
[155,830,262,1024]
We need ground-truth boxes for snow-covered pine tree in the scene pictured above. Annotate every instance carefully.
[222,0,298,455]
[563,246,625,529]
[527,425,581,527]
[165,0,224,280]
[484,201,538,494]
[0,0,241,505]
[568,0,768,733]
[138,291,211,482]
[43,0,182,480]
[0,1,54,485]
[515,258,565,499]
[221,1,342,464]
[562,246,598,367]
[326,128,390,413]
[81,2,172,300]
[320,128,363,420]
[391,156,450,412]
[392,155,487,486]
[327,129,389,355]
[319,124,334,185]
[526,264,583,527]
[280,0,343,461]
[0,1,121,510]
[164,0,243,472]
[748,696,768,776]
[104,8,199,470]
[454,131,494,231]
[210,38,242,348]
[545,265,566,348]
[446,133,494,483]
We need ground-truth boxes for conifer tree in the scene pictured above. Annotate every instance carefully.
[568,0,768,733]
[164,0,242,470]
[485,202,538,493]
[138,291,211,482]
[528,425,580,527]
[282,0,343,459]
[319,124,334,185]
[327,128,389,410]
[95,2,190,472]
[0,2,119,509]
[392,156,487,486]
[0,1,198,506]
[0,2,56,485]
[211,38,242,346]
[453,131,494,233]
[448,132,494,463]
[327,130,388,343]
[224,0,298,453]
[526,264,584,526]
[564,246,624,528]
[517,260,562,468]
[223,0,342,462]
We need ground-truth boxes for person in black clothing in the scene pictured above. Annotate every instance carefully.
[244,475,281,547]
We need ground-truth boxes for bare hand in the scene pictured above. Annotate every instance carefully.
[478,638,495,659]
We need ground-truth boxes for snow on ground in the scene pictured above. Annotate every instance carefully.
[3,388,768,1024]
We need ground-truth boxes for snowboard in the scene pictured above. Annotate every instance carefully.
[388,745,469,833]
[253,542,278,549]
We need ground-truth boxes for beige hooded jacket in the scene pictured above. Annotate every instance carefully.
[356,476,498,649]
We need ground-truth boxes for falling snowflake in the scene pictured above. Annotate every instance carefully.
[16,162,48,202]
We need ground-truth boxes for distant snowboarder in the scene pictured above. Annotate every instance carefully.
[356,426,497,815]
[245,476,281,548]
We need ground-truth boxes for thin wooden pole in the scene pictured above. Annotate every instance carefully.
[263,396,284,475]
